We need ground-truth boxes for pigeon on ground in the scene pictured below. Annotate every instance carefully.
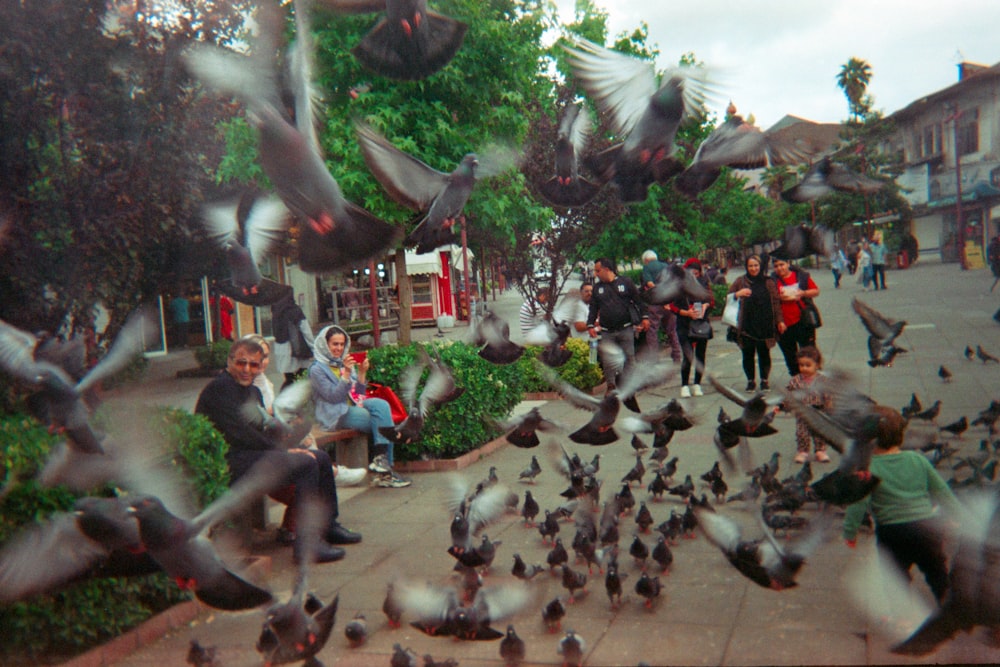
[538,101,602,207]
[384,582,404,628]
[939,415,968,439]
[604,561,627,609]
[391,643,420,667]
[628,534,649,567]
[901,393,922,419]
[511,553,544,581]
[560,564,588,602]
[976,345,999,364]
[634,571,662,608]
[621,454,646,486]
[521,490,540,525]
[781,156,884,203]
[256,501,339,666]
[675,107,816,198]
[547,537,569,571]
[538,510,561,544]
[557,629,585,667]
[499,624,526,666]
[541,597,566,633]
[518,455,543,483]
[650,535,673,572]
[319,0,467,81]
[344,612,368,646]
[938,365,953,383]
[635,502,654,533]
[564,37,712,203]
[186,639,220,667]
[965,345,976,360]
[356,122,515,253]
[183,4,399,273]
[912,400,942,423]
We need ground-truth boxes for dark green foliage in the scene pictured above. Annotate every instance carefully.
[709,283,729,317]
[194,339,232,370]
[518,338,604,393]
[0,408,227,663]
[367,341,526,461]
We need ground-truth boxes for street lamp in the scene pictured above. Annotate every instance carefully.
[944,102,966,269]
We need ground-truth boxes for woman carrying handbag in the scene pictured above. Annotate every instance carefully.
[727,255,785,391]
[668,259,715,398]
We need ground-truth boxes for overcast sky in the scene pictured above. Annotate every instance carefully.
[551,0,1000,129]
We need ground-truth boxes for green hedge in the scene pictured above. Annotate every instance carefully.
[0,409,229,664]
[518,337,604,393]
[367,341,527,461]
[194,339,232,370]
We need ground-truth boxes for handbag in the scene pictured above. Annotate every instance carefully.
[366,382,408,424]
[722,293,740,328]
[688,319,713,340]
[800,298,822,329]
[288,321,312,359]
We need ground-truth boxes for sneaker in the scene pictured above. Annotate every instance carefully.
[375,471,412,488]
[745,381,756,392]
[369,454,391,474]
[815,451,832,463]
[692,384,703,397]
[680,385,691,398]
[335,467,367,487]
[760,380,770,391]
[794,452,809,464]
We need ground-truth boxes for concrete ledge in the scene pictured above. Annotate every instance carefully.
[59,556,270,667]
[394,433,509,473]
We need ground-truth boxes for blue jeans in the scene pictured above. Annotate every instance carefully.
[337,397,395,464]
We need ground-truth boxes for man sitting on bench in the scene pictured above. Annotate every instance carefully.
[195,337,362,563]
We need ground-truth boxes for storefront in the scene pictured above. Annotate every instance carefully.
[404,248,456,325]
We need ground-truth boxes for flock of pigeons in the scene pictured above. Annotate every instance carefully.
[177,0,884,311]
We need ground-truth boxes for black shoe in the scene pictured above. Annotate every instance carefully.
[276,527,296,547]
[326,523,363,545]
[760,380,770,391]
[295,541,346,564]
[745,381,756,392]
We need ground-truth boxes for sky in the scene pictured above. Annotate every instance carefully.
[551,0,1000,130]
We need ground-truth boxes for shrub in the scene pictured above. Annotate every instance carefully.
[367,341,526,461]
[194,339,231,370]
[0,408,228,664]
[709,283,729,317]
[518,337,604,393]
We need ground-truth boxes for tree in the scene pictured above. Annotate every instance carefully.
[837,57,874,124]
[0,0,253,336]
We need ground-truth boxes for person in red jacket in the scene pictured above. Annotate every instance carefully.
[771,258,820,378]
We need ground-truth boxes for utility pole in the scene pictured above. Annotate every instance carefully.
[945,103,967,269]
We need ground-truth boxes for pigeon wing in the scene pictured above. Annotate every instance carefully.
[355,123,451,212]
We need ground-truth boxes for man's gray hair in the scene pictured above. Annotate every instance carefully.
[641,250,658,263]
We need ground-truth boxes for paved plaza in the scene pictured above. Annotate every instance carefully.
[90,259,1000,666]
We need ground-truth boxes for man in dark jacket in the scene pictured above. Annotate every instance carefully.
[587,257,649,388]
[195,337,361,563]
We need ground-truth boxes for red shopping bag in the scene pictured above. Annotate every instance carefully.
[366,382,408,424]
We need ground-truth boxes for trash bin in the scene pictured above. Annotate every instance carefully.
[897,250,909,269]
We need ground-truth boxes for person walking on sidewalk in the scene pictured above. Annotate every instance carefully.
[310,325,410,488]
[668,258,714,397]
[728,255,784,391]
[831,245,847,289]
[586,257,648,388]
[640,249,680,360]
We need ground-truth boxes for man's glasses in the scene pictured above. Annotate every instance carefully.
[231,358,262,370]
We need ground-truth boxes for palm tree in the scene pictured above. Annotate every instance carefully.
[837,57,873,122]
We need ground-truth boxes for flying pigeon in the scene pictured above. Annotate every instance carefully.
[768,223,834,261]
[183,2,400,274]
[538,102,602,207]
[781,156,884,203]
[470,310,524,364]
[398,580,531,640]
[851,298,907,367]
[318,0,468,81]
[200,193,291,305]
[674,105,816,198]
[564,37,713,203]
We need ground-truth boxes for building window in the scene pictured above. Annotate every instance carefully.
[956,109,979,156]
[412,276,432,305]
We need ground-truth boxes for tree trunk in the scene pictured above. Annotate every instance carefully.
[395,250,412,345]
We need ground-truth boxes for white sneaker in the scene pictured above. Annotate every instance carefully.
[692,384,703,397]
[680,385,691,398]
[334,467,367,487]
[368,454,391,474]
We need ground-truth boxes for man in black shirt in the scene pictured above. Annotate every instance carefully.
[195,338,360,563]
[586,257,648,388]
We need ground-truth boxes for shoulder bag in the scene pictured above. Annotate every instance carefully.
[688,319,714,340]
